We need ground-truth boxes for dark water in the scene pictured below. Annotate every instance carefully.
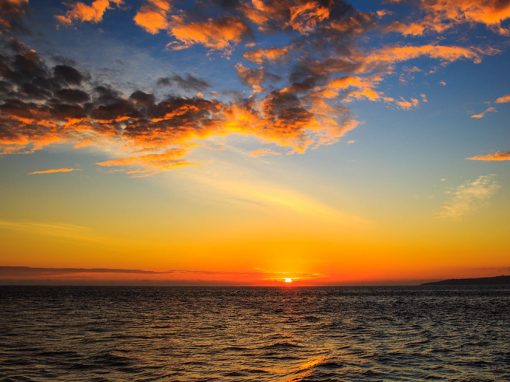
[1,287,509,381]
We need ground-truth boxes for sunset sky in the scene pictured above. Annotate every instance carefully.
[0,0,509,285]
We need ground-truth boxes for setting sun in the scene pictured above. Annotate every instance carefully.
[284,278,293,284]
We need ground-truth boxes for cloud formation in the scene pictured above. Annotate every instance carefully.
[467,151,510,161]
[29,167,80,175]
[168,16,250,51]
[134,0,171,34]
[470,106,497,119]
[0,0,505,174]
[249,148,282,157]
[157,74,209,92]
[0,0,28,32]
[243,46,290,64]
[0,27,359,172]
[495,94,510,104]
[389,0,510,36]
[56,0,123,25]
[439,175,500,219]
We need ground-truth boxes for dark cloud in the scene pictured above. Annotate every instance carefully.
[0,41,226,163]
[55,88,90,103]
[263,90,313,135]
[0,18,359,169]
[0,41,89,105]
[0,265,323,285]
[53,64,85,86]
[2,0,491,172]
[0,0,29,33]
[0,266,167,275]
[157,74,209,91]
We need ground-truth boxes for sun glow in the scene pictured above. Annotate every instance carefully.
[284,277,293,284]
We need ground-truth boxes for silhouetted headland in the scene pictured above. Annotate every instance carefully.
[422,275,510,286]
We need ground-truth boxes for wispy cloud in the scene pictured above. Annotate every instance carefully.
[471,93,510,119]
[179,162,369,226]
[467,151,510,161]
[0,220,96,241]
[470,106,497,119]
[249,148,282,158]
[439,175,500,219]
[29,168,80,175]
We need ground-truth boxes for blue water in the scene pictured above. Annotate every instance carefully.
[1,286,509,381]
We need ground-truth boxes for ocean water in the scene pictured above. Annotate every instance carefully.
[1,286,509,381]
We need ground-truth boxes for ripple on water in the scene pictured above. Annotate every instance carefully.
[0,286,509,381]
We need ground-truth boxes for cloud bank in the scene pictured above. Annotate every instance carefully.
[0,0,508,174]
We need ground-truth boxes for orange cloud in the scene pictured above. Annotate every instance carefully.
[56,0,123,25]
[470,106,497,119]
[288,1,330,34]
[467,152,510,161]
[243,46,290,64]
[321,76,382,101]
[134,0,171,34]
[388,21,428,36]
[495,94,510,104]
[168,16,249,50]
[393,97,420,110]
[389,0,510,36]
[97,149,190,171]
[235,63,265,93]
[427,0,510,34]
[242,0,333,34]
[0,62,357,174]
[249,148,282,157]
[219,90,357,154]
[318,76,420,110]
[29,168,80,175]
[329,11,374,35]
[364,45,483,68]
[4,0,498,177]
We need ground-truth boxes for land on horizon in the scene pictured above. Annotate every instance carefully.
[421,275,510,287]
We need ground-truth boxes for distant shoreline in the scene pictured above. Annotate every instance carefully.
[421,275,510,286]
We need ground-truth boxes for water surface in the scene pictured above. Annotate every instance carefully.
[1,286,509,381]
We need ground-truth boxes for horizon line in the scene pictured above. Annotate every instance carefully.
[1,265,509,287]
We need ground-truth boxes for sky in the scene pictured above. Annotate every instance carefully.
[0,0,509,286]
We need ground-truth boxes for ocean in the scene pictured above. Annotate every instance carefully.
[1,286,509,381]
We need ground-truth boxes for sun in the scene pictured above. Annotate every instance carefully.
[284,277,293,284]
